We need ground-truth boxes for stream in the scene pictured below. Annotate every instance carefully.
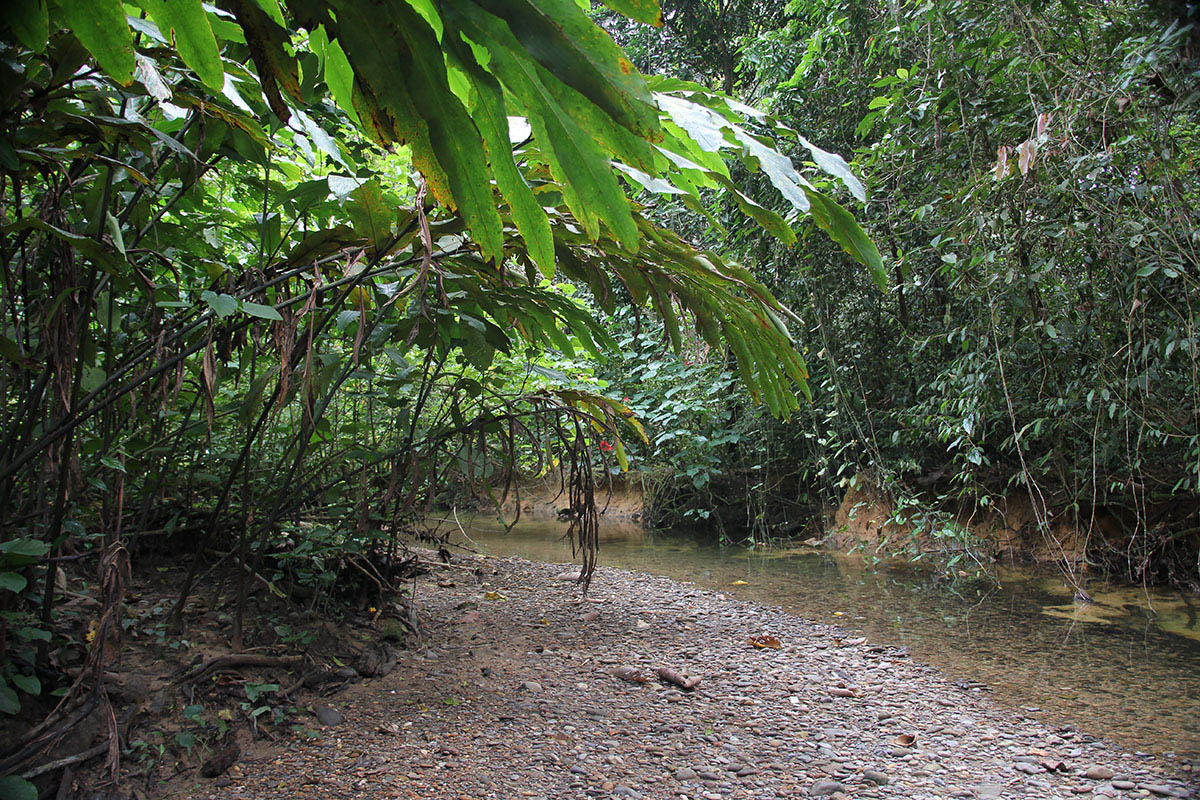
[444,515,1200,761]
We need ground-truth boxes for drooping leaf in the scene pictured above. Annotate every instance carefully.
[448,0,638,248]
[453,46,555,276]
[388,1,504,263]
[804,188,886,289]
[474,0,660,139]
[797,135,866,202]
[321,36,360,125]
[241,301,283,321]
[225,0,300,121]
[6,0,49,52]
[139,0,225,91]
[59,0,136,84]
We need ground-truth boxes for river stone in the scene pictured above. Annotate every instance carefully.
[862,769,890,785]
[975,784,1005,798]
[1085,766,1115,780]
[521,680,543,692]
[810,779,845,796]
[675,767,698,781]
[313,704,343,726]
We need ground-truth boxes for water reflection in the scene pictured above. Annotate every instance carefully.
[447,515,1200,759]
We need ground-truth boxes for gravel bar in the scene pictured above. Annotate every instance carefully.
[198,555,1197,800]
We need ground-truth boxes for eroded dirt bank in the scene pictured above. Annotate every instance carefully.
[190,555,1195,800]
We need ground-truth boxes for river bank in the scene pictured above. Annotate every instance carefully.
[191,553,1195,800]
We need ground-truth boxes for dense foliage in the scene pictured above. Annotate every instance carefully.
[608,0,1200,586]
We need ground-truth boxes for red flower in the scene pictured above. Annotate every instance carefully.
[599,439,614,453]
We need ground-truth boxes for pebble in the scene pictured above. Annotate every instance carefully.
[810,779,845,795]
[862,769,890,785]
[313,704,343,726]
[200,557,1194,800]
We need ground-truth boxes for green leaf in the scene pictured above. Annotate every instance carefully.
[200,290,238,318]
[449,2,638,248]
[139,0,225,91]
[803,188,886,289]
[708,172,795,246]
[59,0,136,84]
[100,455,126,472]
[11,673,40,696]
[797,135,866,202]
[346,180,392,253]
[0,572,27,593]
[0,776,38,800]
[402,0,443,40]
[0,538,51,559]
[452,47,555,276]
[658,92,812,212]
[387,2,504,263]
[241,301,283,321]
[104,211,125,256]
[598,0,663,26]
[7,0,49,52]
[474,0,660,139]
[0,685,20,715]
[321,37,360,125]
[250,0,286,26]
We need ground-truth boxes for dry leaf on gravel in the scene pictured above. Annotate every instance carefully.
[748,635,781,649]
[613,665,650,683]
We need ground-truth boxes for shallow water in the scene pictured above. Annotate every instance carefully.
[443,515,1200,759]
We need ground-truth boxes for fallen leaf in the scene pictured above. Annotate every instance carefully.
[613,665,650,684]
[748,635,781,649]
[483,591,506,601]
[731,580,748,586]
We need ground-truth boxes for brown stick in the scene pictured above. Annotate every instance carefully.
[176,654,301,684]
[20,742,108,780]
[656,667,701,691]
